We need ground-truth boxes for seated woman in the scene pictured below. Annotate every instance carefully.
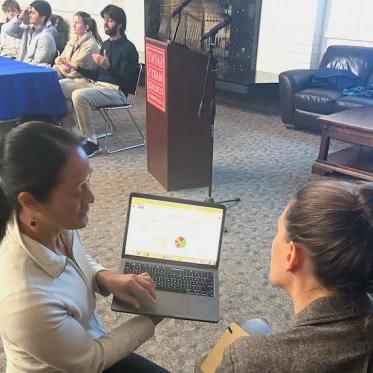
[4,0,56,65]
[197,180,373,372]
[54,11,101,80]
[0,122,168,372]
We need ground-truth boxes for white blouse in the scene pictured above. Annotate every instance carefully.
[0,213,154,372]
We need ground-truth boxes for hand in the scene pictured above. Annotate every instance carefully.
[19,6,30,20]
[60,65,71,74]
[92,51,110,70]
[59,57,79,71]
[96,271,157,309]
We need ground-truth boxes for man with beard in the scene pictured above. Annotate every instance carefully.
[59,4,139,157]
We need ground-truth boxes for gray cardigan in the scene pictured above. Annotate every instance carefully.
[204,296,373,372]
[5,16,57,65]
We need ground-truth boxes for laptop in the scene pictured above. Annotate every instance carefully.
[111,192,225,323]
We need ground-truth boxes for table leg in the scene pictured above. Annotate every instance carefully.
[312,125,332,176]
[317,126,330,161]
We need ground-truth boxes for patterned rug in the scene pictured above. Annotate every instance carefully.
[0,87,343,372]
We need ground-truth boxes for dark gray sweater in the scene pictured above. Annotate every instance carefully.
[77,35,138,96]
[213,296,373,372]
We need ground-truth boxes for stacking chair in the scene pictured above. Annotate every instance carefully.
[94,64,145,154]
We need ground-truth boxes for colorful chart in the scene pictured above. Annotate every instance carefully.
[175,236,186,249]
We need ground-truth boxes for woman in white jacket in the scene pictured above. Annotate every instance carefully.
[54,11,102,80]
[0,122,168,373]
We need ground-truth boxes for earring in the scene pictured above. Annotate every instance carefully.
[30,220,36,227]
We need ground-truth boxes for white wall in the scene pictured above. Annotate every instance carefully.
[121,1,145,63]
[2,0,145,62]
[255,0,327,83]
[324,0,373,49]
[6,1,373,83]
[48,0,105,39]
[255,0,373,83]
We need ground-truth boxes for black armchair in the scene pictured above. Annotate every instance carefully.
[279,45,373,131]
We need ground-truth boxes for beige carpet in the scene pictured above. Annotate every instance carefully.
[0,87,343,372]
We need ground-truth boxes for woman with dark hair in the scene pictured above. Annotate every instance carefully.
[197,180,373,372]
[3,0,56,64]
[0,122,168,372]
[54,11,102,80]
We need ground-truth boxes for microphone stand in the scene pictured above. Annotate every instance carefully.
[200,34,240,206]
[172,11,182,42]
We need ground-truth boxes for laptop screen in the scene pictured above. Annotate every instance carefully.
[123,195,225,266]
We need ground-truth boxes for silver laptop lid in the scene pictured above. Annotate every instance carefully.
[122,193,226,268]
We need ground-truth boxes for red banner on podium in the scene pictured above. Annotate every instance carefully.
[145,43,167,113]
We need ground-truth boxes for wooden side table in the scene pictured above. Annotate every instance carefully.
[312,107,373,181]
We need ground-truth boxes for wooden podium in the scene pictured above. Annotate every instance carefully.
[145,37,214,191]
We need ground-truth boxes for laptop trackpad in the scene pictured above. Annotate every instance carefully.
[112,290,219,323]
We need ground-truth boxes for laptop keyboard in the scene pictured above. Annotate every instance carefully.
[124,262,215,297]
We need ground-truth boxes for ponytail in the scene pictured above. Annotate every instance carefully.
[90,19,102,46]
[0,121,81,241]
[286,180,373,296]
[0,137,12,240]
[0,185,12,240]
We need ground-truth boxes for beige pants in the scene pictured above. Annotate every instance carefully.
[59,78,127,141]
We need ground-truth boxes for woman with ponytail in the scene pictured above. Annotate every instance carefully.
[54,11,102,79]
[0,122,167,373]
[198,180,373,373]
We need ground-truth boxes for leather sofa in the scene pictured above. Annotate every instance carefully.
[279,45,373,131]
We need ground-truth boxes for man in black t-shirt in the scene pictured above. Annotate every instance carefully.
[59,5,139,157]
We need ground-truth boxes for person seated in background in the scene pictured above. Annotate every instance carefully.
[0,122,168,373]
[4,0,56,65]
[59,4,138,157]
[54,11,101,80]
[197,180,373,372]
[1,0,18,22]
[0,0,21,58]
[49,13,68,53]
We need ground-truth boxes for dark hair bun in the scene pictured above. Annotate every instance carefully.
[356,184,373,229]
[287,180,373,296]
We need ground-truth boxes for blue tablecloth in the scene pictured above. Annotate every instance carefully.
[0,57,67,121]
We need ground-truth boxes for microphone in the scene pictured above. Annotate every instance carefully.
[200,15,232,41]
[171,0,193,17]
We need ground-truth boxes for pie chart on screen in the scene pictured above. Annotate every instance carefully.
[175,236,186,249]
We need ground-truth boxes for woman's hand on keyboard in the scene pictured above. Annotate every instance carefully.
[96,270,157,309]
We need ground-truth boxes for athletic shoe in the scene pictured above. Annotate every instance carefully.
[82,140,101,158]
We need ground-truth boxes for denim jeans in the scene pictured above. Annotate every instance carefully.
[103,353,169,373]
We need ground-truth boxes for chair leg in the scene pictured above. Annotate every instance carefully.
[127,109,145,141]
[100,109,145,154]
[96,110,114,139]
